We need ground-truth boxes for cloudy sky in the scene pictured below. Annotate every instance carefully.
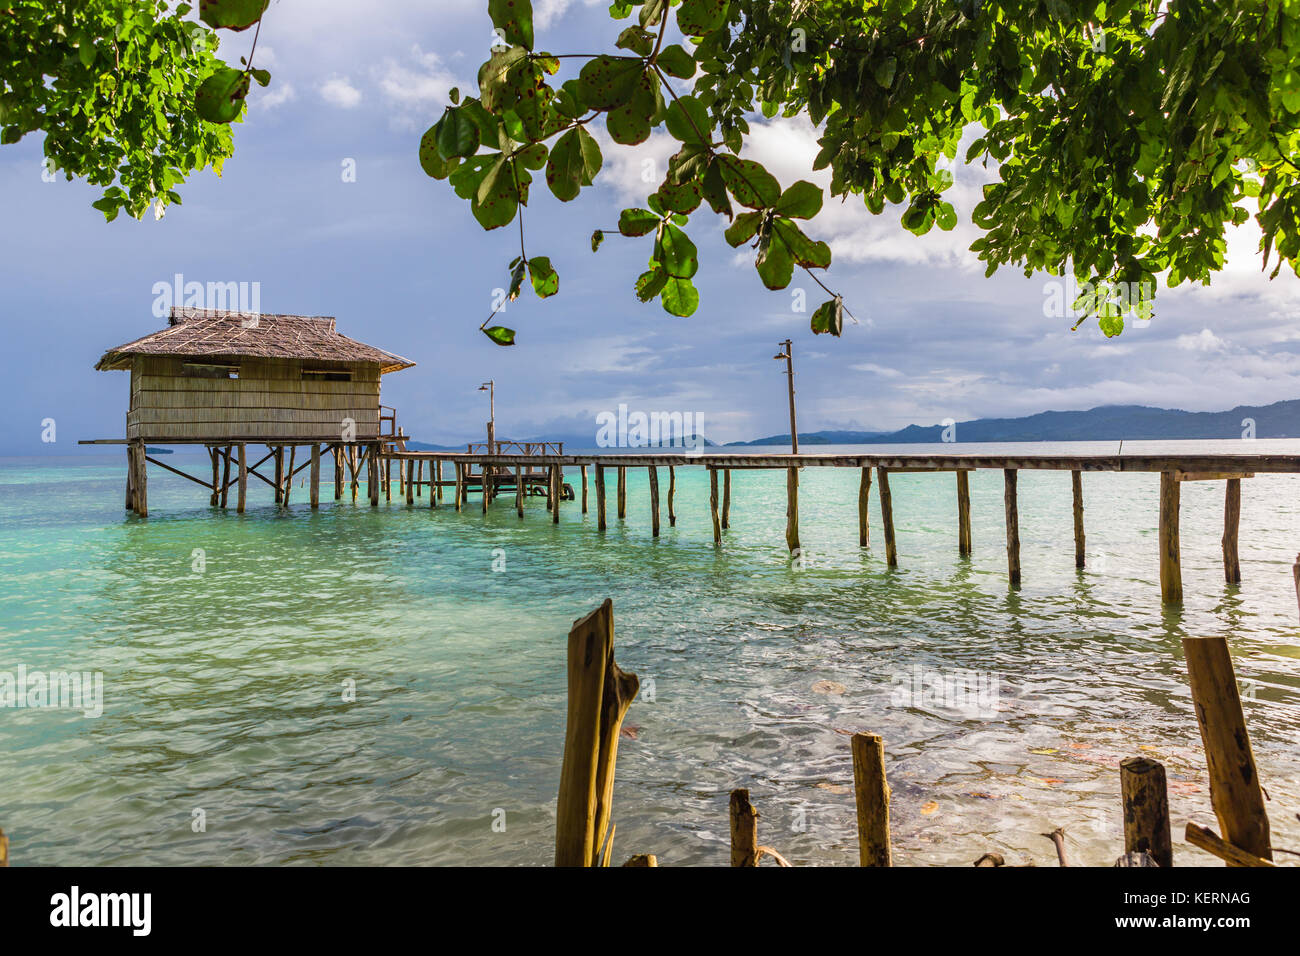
[3,0,1299,454]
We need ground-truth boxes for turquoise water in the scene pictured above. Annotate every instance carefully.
[1,442,1298,867]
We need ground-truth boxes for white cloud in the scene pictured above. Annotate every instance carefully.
[375,46,461,118]
[257,81,297,109]
[1176,328,1228,352]
[320,76,362,109]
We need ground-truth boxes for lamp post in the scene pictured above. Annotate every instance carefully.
[773,340,798,455]
[478,380,495,454]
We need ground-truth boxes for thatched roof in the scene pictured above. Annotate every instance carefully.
[95,308,416,374]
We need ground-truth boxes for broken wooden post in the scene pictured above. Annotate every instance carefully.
[785,466,800,553]
[1182,636,1271,862]
[851,732,891,866]
[283,445,296,506]
[310,444,321,509]
[1120,756,1172,867]
[1072,469,1085,569]
[957,469,972,557]
[722,469,731,530]
[730,789,760,867]
[623,853,657,867]
[1222,478,1241,584]
[668,466,676,527]
[435,459,444,502]
[580,464,588,514]
[709,467,721,547]
[417,459,425,499]
[454,462,464,512]
[236,443,247,513]
[595,464,607,531]
[219,445,230,509]
[515,466,524,518]
[555,599,639,867]
[617,466,627,520]
[1004,468,1020,587]
[1159,471,1182,603]
[858,467,872,547]
[648,466,660,537]
[877,467,897,567]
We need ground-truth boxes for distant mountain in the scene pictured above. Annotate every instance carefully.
[729,400,1300,445]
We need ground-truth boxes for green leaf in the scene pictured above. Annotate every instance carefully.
[528,256,559,297]
[773,219,831,268]
[636,267,668,301]
[656,45,696,79]
[660,277,699,316]
[249,68,271,88]
[606,71,662,145]
[472,157,521,230]
[658,223,699,278]
[755,236,794,289]
[483,326,517,346]
[655,177,703,214]
[664,94,710,144]
[545,126,602,201]
[717,155,781,209]
[773,181,823,219]
[677,0,729,35]
[438,107,481,159]
[810,297,844,336]
[616,26,655,56]
[873,56,897,90]
[420,123,457,179]
[488,0,534,50]
[591,230,605,252]
[935,202,958,231]
[577,56,646,110]
[619,207,661,237]
[701,160,733,219]
[195,67,249,124]
[199,0,269,32]
[724,211,762,247]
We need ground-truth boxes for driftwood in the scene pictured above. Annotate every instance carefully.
[973,852,1005,867]
[1185,822,1275,868]
[1041,826,1069,866]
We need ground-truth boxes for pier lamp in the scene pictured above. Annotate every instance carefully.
[773,340,798,455]
[478,380,495,453]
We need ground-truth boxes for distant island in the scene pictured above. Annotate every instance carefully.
[727,400,1300,446]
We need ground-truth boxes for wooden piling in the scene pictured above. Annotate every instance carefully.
[667,466,676,527]
[1120,756,1172,867]
[554,599,639,867]
[552,465,561,524]
[368,444,379,506]
[217,446,230,509]
[1072,469,1085,569]
[209,447,220,506]
[483,462,490,515]
[595,465,607,531]
[283,445,296,506]
[435,460,444,502]
[273,446,284,504]
[1222,478,1241,584]
[648,465,660,538]
[709,467,721,547]
[729,789,760,867]
[406,460,415,505]
[858,467,872,547]
[454,462,464,512]
[236,442,247,513]
[957,469,972,557]
[617,466,627,520]
[722,469,731,530]
[1182,636,1271,862]
[581,464,588,514]
[851,732,891,867]
[135,443,149,517]
[785,466,800,554]
[309,444,321,509]
[334,446,343,500]
[1004,468,1020,587]
[877,467,896,567]
[1159,471,1181,603]
[417,459,424,498]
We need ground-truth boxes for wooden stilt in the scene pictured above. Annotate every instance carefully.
[429,459,438,509]
[274,446,284,504]
[236,442,247,513]
[595,465,607,531]
[1072,469,1085,569]
[730,789,760,867]
[709,467,721,547]
[515,465,524,518]
[851,732,891,867]
[417,460,424,498]
[957,469,972,557]
[722,469,731,530]
[455,462,464,511]
[1120,756,1172,867]
[283,445,296,506]
[581,464,588,514]
[334,446,343,500]
[554,599,638,867]
[384,455,392,502]
[209,447,219,506]
[349,445,359,501]
[1183,636,1271,862]
[667,466,676,527]
[436,460,443,501]
[220,446,231,509]
[1159,471,1181,604]
[877,467,896,567]
[1004,468,1020,588]
[310,444,320,509]
[552,465,561,524]
[785,466,799,554]
[483,462,490,515]
[858,466,872,547]
[125,446,136,512]
[368,444,379,506]
[648,466,660,538]
[1222,478,1241,584]
[617,466,627,520]
[406,460,415,504]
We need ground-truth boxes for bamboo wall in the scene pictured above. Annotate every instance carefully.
[126,356,383,441]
